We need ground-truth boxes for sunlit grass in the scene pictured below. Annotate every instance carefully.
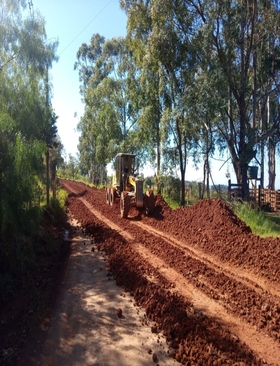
[233,201,280,238]
[161,194,183,209]
[56,188,68,207]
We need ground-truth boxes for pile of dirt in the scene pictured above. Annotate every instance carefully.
[146,196,280,285]
[60,181,280,365]
[153,194,173,217]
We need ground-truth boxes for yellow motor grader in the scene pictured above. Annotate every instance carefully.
[106,153,155,218]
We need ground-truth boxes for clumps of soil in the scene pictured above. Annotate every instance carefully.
[146,197,280,286]
[153,194,172,217]
[60,180,280,365]
[117,308,122,318]
[100,234,260,365]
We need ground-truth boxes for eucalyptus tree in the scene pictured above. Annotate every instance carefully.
[122,0,280,199]
[182,67,223,198]
[255,3,280,190]
[121,0,164,176]
[0,0,58,237]
[74,33,106,95]
[49,135,64,198]
[122,0,202,204]
[189,0,280,197]
[266,91,280,189]
[75,34,142,175]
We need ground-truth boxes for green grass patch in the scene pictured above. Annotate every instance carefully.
[233,201,280,237]
[161,194,181,209]
[56,188,68,207]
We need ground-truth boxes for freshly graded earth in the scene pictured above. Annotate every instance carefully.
[5,179,280,366]
[60,180,280,365]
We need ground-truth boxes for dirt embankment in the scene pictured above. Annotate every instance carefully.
[59,180,280,366]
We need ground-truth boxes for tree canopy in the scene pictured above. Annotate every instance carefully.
[0,0,59,239]
[75,0,280,202]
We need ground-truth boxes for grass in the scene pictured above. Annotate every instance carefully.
[56,188,69,207]
[232,201,280,237]
[162,194,181,209]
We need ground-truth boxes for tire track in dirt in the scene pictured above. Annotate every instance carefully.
[62,180,280,365]
[131,220,280,298]
[67,198,258,365]
[128,223,280,349]
[132,241,280,366]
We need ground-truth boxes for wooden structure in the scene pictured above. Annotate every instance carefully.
[251,187,280,212]
[228,179,280,212]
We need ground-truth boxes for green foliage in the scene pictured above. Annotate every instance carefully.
[159,175,181,203]
[120,0,280,200]
[56,188,69,207]
[161,194,180,209]
[233,202,280,238]
[1,135,46,236]
[75,34,141,174]
[57,154,82,180]
[0,0,63,309]
[49,193,67,222]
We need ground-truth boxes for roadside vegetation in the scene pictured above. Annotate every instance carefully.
[75,1,280,204]
[0,185,69,366]
[0,1,67,310]
[0,187,69,308]
[233,201,280,238]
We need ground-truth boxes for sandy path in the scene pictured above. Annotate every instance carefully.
[26,218,178,366]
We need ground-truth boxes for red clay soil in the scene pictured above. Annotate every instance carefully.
[61,179,280,366]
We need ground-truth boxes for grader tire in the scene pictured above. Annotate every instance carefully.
[106,187,110,205]
[120,191,130,218]
[109,187,115,206]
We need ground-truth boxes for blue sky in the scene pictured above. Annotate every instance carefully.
[34,0,127,158]
[33,0,276,188]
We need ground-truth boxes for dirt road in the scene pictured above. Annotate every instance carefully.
[28,180,280,365]
[24,216,178,366]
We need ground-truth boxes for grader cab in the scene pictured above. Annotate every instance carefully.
[106,153,155,218]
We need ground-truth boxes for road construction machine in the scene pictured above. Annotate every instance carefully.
[106,153,155,218]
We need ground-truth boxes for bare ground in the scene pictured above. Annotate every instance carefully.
[3,179,280,366]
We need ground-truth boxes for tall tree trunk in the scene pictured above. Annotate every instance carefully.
[51,160,56,199]
[202,146,210,199]
[156,123,161,176]
[205,126,210,198]
[260,94,268,189]
[156,93,161,177]
[206,158,210,199]
[266,95,276,189]
[180,165,186,207]
[260,139,264,188]
[268,137,276,190]
[176,117,187,206]
[241,163,249,200]
[239,2,250,200]
[46,148,50,206]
